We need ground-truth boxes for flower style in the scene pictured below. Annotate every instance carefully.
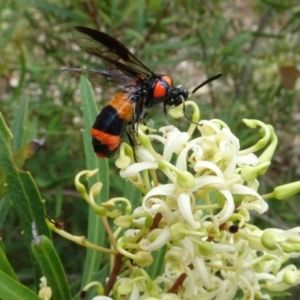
[51,101,300,300]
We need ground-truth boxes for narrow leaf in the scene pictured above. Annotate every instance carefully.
[146,246,167,279]
[124,180,141,208]
[0,240,18,281]
[11,96,28,151]
[0,269,40,300]
[0,113,51,286]
[31,234,72,300]
[79,76,109,287]
[0,196,12,229]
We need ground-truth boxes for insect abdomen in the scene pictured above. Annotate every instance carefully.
[91,92,133,158]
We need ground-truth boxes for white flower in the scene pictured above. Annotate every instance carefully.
[111,113,300,299]
[70,104,300,299]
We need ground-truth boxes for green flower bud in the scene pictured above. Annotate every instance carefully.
[177,171,195,189]
[273,182,300,200]
[114,216,132,228]
[261,230,279,250]
[169,223,188,241]
[198,241,214,256]
[283,270,297,285]
[117,282,133,296]
[241,162,270,181]
[134,251,153,267]
[280,241,300,254]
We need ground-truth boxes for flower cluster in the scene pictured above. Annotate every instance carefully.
[51,101,300,300]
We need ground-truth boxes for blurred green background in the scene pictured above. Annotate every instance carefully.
[1,0,300,298]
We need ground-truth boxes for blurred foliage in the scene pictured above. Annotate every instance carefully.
[1,0,300,298]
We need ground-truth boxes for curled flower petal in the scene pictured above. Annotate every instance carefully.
[183,266,196,299]
[221,141,237,178]
[163,130,190,161]
[140,226,170,251]
[142,184,176,214]
[129,284,139,300]
[193,256,211,288]
[199,120,221,135]
[181,237,194,259]
[136,148,156,162]
[120,162,158,178]
[194,161,224,178]
[215,190,235,223]
[192,175,226,192]
[176,143,200,172]
[177,193,200,229]
[232,183,268,213]
[237,153,258,165]
[212,243,236,253]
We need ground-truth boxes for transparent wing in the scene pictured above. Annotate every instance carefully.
[66,68,143,93]
[72,26,154,79]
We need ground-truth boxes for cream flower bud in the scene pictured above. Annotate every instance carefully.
[114,216,132,228]
[165,248,186,264]
[38,287,52,300]
[115,142,132,169]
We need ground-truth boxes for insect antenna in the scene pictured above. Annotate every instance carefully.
[181,73,222,124]
[191,73,222,94]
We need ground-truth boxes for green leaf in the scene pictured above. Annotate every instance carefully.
[11,96,28,151]
[0,96,41,200]
[220,32,252,57]
[0,113,51,287]
[0,140,42,200]
[0,196,12,229]
[31,235,72,300]
[124,180,141,208]
[261,0,291,9]
[0,240,18,281]
[0,269,40,300]
[13,140,43,168]
[79,75,109,287]
[146,246,167,279]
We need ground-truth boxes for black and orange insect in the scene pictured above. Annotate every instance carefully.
[72,26,221,158]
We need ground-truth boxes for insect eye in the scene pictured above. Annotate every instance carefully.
[179,86,188,99]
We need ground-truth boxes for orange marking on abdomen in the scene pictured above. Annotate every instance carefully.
[108,92,133,121]
[91,128,121,151]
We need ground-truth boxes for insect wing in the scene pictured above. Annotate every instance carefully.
[67,68,142,93]
[72,26,154,79]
